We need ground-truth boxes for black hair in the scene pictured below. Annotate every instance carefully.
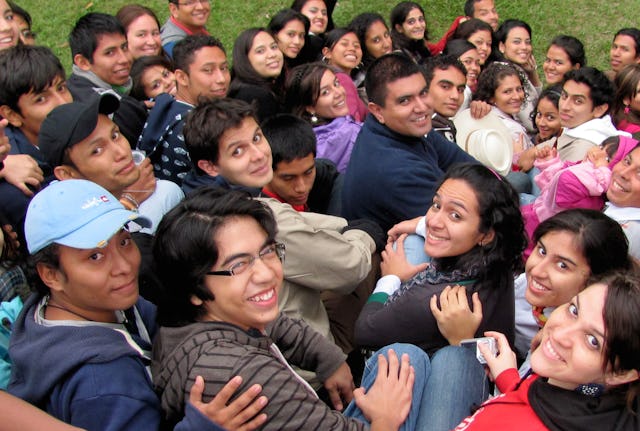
[365,52,423,106]
[29,243,60,296]
[613,64,640,126]
[348,12,389,68]
[8,1,31,28]
[0,45,65,113]
[389,1,431,64]
[613,28,640,58]
[173,34,226,73]
[183,98,257,171]
[230,28,282,90]
[533,209,631,277]
[463,0,484,17]
[423,54,467,87]
[562,67,613,113]
[153,188,278,326]
[548,35,586,68]
[433,163,526,289]
[474,61,528,103]
[443,38,477,59]
[69,13,126,62]
[495,19,532,45]
[452,18,493,41]
[261,114,316,170]
[130,55,175,100]
[268,8,310,36]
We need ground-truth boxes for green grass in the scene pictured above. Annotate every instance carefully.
[17,0,640,74]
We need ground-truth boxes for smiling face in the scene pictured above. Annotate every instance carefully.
[423,178,492,258]
[610,34,640,73]
[41,229,141,323]
[323,32,362,73]
[530,283,608,390]
[468,29,492,65]
[265,153,316,207]
[525,231,590,309]
[491,74,524,115]
[397,7,426,41]
[169,0,210,32]
[369,72,433,137]
[248,31,284,79]
[126,14,162,59]
[300,0,327,34]
[78,32,131,87]
[458,48,481,90]
[607,146,640,208]
[543,44,578,85]
[559,80,607,129]
[198,216,283,332]
[60,115,140,197]
[206,116,273,188]
[500,26,532,66]
[472,0,499,31]
[275,19,306,59]
[0,0,18,51]
[176,46,230,104]
[534,96,562,141]
[140,65,177,99]
[308,69,348,119]
[365,20,392,59]
[428,66,466,118]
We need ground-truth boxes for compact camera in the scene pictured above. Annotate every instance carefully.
[460,337,498,364]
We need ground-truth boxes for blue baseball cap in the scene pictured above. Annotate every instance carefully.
[25,179,151,254]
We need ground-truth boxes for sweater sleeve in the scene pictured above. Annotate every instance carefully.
[495,368,523,393]
[267,313,346,381]
[263,198,374,294]
[426,16,466,55]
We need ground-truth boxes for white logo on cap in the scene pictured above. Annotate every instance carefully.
[82,195,110,210]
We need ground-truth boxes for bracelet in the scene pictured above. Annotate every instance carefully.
[120,193,139,211]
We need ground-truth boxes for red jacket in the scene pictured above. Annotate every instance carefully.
[453,369,548,431]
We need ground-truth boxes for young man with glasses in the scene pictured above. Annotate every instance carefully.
[161,0,211,57]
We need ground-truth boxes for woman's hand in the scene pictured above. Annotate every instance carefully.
[479,331,517,381]
[430,285,483,345]
[381,234,429,281]
[585,146,609,168]
[323,362,355,411]
[469,100,492,119]
[387,216,422,243]
[189,375,268,431]
[354,349,415,431]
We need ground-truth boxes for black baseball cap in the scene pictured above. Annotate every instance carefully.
[39,92,120,167]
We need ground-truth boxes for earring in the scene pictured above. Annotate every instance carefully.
[625,105,630,115]
[310,112,318,124]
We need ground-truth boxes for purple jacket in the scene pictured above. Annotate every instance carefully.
[313,116,361,173]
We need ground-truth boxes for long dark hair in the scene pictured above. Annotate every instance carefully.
[389,1,431,64]
[432,164,526,291]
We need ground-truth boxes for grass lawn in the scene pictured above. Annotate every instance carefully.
[17,0,640,76]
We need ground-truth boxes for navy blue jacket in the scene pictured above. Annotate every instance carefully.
[341,115,476,232]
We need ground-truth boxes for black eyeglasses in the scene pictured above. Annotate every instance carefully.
[207,242,285,277]
[174,0,210,6]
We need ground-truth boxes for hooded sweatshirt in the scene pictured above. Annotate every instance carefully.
[8,294,223,431]
[556,115,630,162]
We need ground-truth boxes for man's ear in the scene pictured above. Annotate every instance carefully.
[593,103,609,119]
[53,165,82,181]
[168,2,179,19]
[0,105,23,127]
[197,160,220,177]
[605,368,639,387]
[174,69,189,88]
[73,53,92,71]
[368,101,385,124]
[36,262,65,293]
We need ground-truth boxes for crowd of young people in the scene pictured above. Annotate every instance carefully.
[1,0,640,430]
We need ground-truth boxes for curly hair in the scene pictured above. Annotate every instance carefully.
[348,12,389,68]
[473,61,528,105]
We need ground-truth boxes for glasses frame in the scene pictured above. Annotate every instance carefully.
[207,242,285,277]
[174,0,210,6]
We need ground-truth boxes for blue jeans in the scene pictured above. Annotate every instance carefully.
[393,234,431,265]
[343,343,430,430]
[344,344,488,430]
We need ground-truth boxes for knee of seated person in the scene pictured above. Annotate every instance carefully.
[373,343,430,370]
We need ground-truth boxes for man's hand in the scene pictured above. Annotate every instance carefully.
[323,362,355,411]
[188,375,267,431]
[0,154,43,197]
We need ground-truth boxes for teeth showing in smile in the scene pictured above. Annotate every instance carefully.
[249,289,274,302]
[530,278,549,292]
[611,180,627,192]
[545,339,563,361]
[427,232,446,241]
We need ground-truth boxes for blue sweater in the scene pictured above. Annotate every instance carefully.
[341,115,476,232]
[8,294,225,431]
